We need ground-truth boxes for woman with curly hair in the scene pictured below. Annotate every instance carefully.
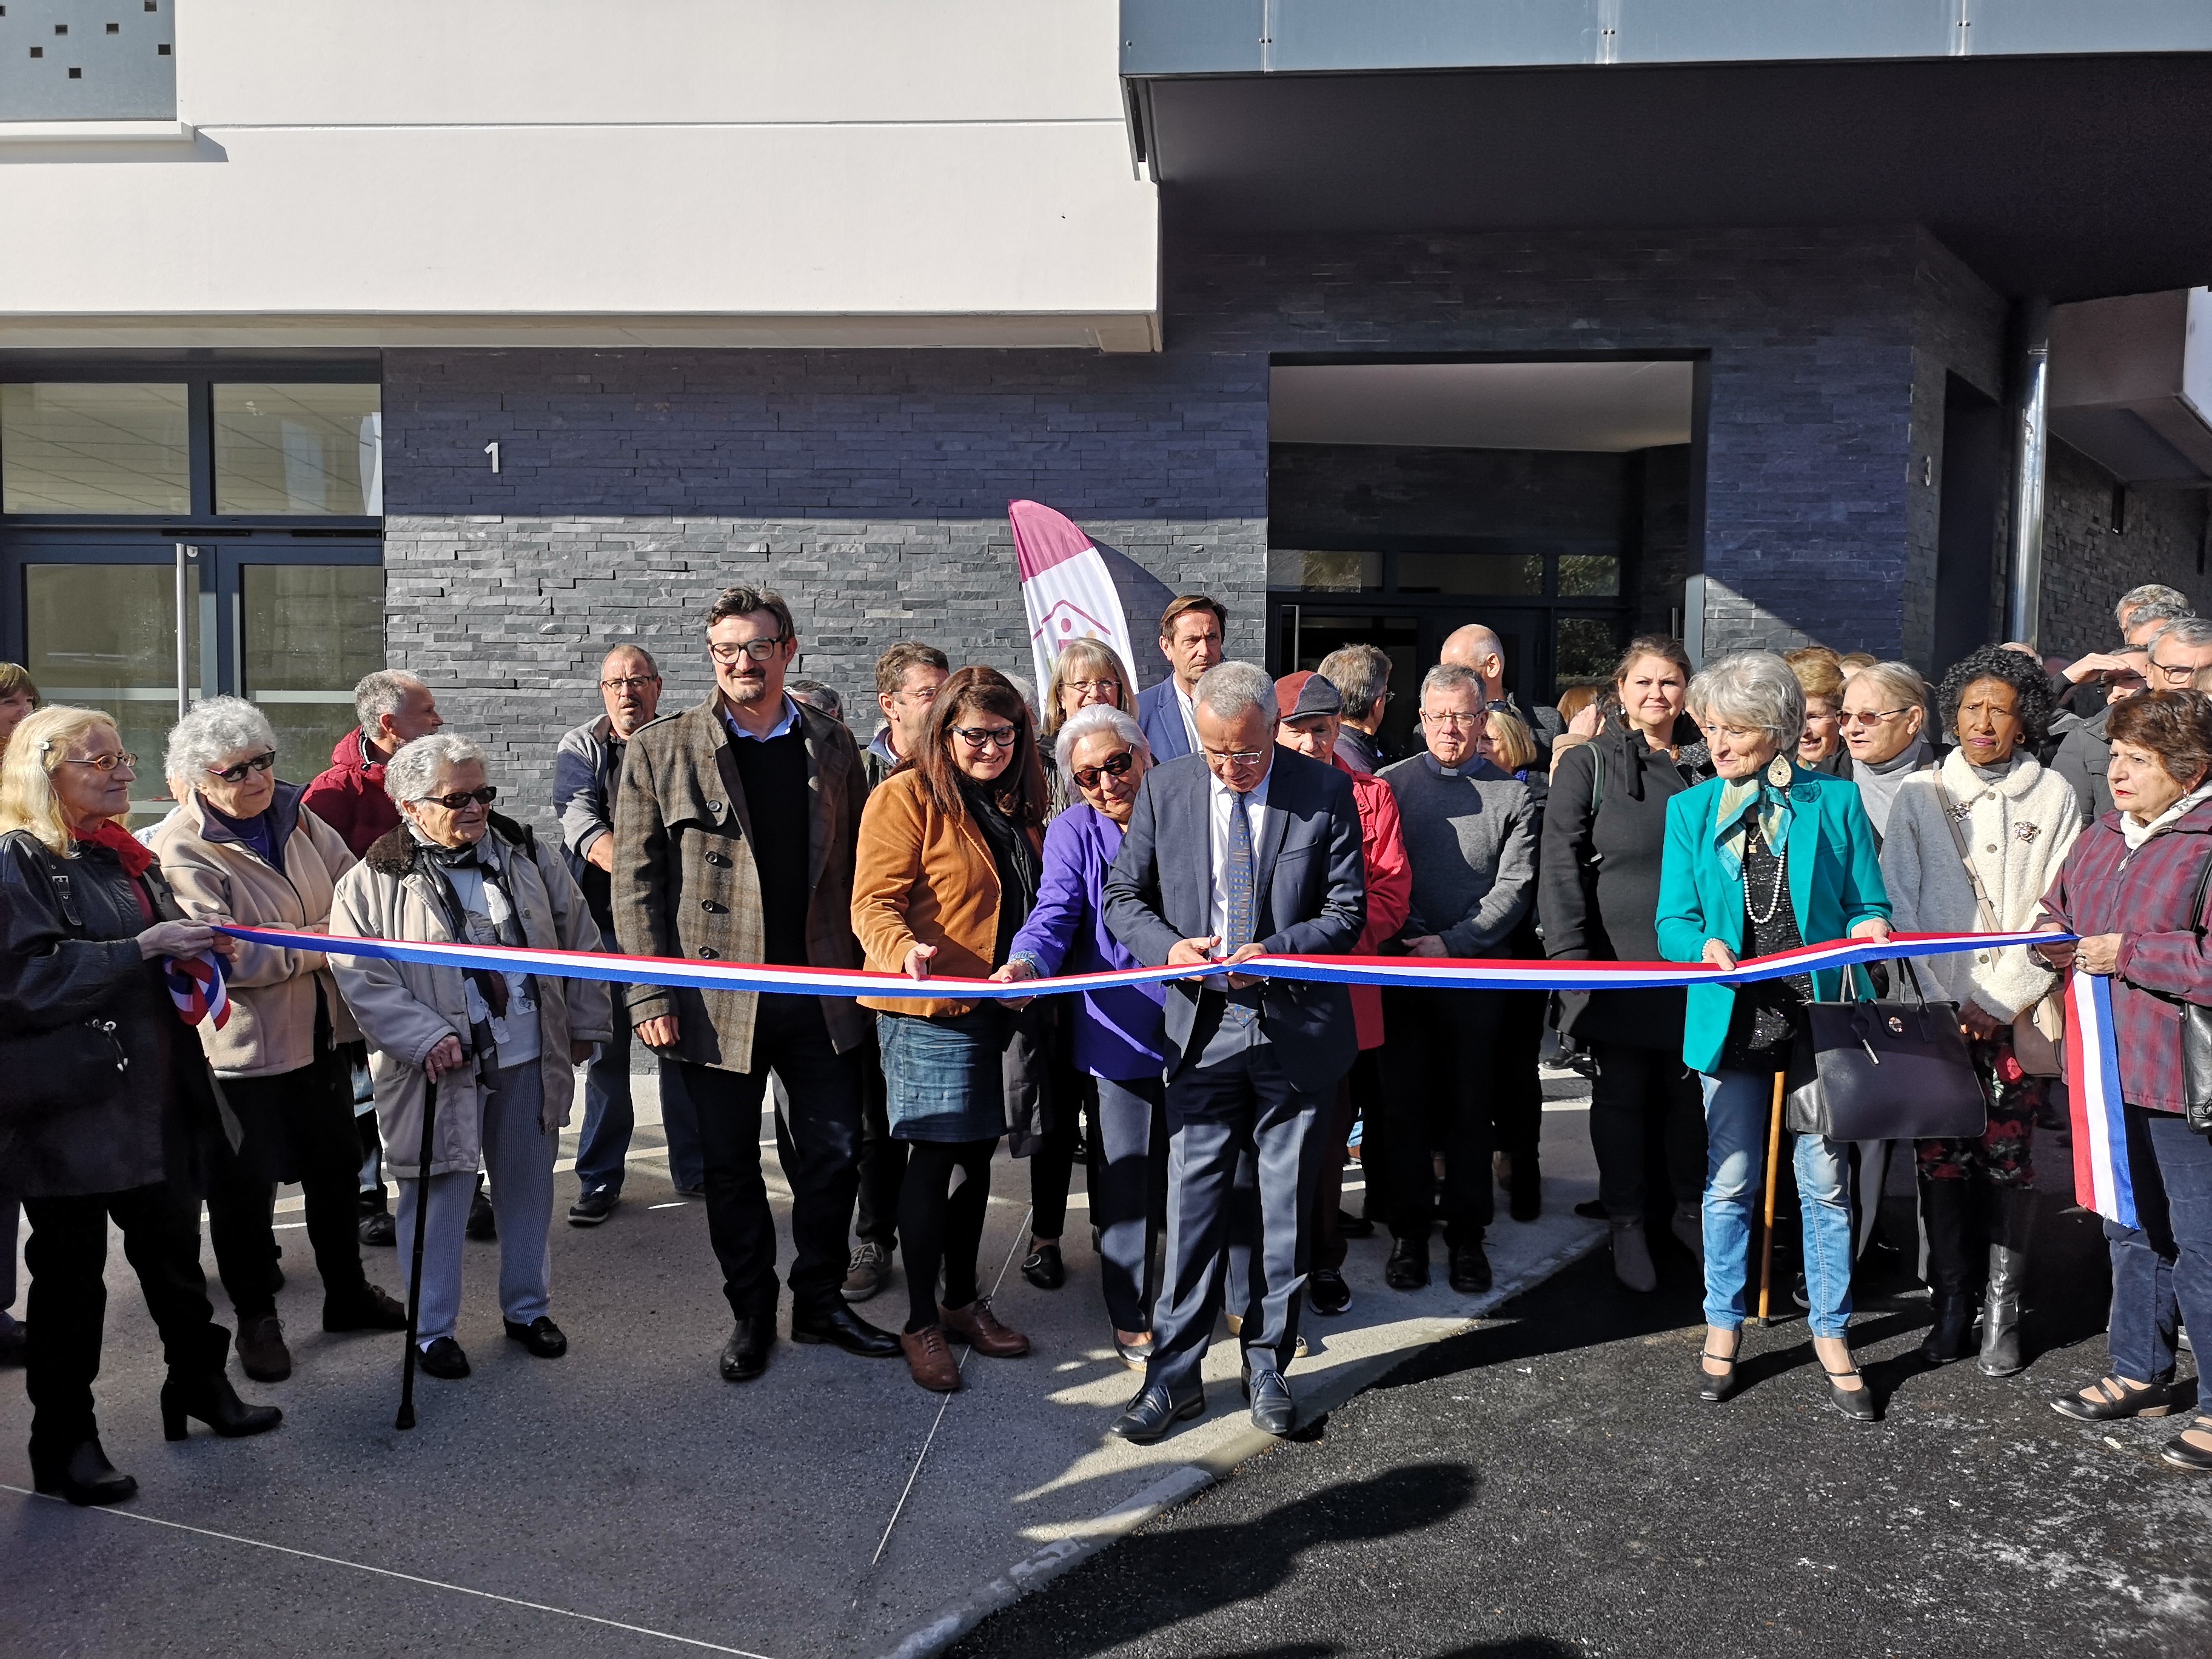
[1879,645,2079,1375]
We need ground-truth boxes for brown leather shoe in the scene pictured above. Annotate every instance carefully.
[235,1314,292,1383]
[900,1326,962,1392]
[941,1297,1030,1358]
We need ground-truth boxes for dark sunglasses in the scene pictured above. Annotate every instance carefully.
[952,725,1019,751]
[207,751,278,783]
[1070,749,1137,790]
[421,786,497,809]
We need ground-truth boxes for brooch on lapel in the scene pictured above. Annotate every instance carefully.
[1791,783,1819,803]
[2014,822,2041,842]
[1945,802,1971,822]
[1765,756,1793,789]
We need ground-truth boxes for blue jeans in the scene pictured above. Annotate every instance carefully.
[2106,1105,2212,1385]
[1700,1070,1855,1338]
[574,1015,704,1195]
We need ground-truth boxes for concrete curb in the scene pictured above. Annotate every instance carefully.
[876,1222,1609,1659]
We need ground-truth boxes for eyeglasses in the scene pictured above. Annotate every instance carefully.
[207,751,276,783]
[418,786,497,809]
[952,725,1019,751]
[2149,657,2199,685]
[601,675,660,692]
[1839,708,1909,727]
[61,750,135,772]
[708,636,788,664]
[1419,711,1484,730]
[1070,749,1137,790]
[1202,747,1269,768]
[1064,679,1119,698]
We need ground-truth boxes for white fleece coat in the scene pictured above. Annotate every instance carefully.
[1879,749,2081,1021]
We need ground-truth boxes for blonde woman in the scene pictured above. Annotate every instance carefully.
[1040,637,1134,813]
[0,706,280,1507]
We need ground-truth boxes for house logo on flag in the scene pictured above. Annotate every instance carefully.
[1007,500,1142,694]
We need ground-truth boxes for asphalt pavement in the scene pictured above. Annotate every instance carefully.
[950,1179,2212,1659]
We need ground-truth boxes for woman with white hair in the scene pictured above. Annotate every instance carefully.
[1835,661,1935,839]
[996,703,1169,1366]
[1657,652,1893,1418]
[329,733,611,1381]
[152,697,407,1384]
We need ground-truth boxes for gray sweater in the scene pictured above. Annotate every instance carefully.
[1379,753,1540,956]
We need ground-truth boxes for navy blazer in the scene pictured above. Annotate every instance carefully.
[1102,747,1366,1083]
[1136,678,1195,763]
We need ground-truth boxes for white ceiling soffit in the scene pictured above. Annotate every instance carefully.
[1269,360,1696,452]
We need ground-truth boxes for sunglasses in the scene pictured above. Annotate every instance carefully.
[419,786,498,809]
[207,751,277,783]
[953,725,1019,751]
[1070,749,1136,790]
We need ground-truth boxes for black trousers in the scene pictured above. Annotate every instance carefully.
[1589,1040,1708,1221]
[1381,987,1501,1245]
[22,1183,226,1457]
[683,995,863,1319]
[1493,989,1547,1178]
[851,1029,908,1252]
[204,1047,371,1318]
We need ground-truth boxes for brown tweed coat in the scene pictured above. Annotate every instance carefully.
[610,694,870,1069]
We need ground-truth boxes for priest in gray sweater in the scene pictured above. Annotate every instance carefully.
[1373,663,1540,1296]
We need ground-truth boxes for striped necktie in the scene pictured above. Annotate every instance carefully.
[1220,791,1257,1028]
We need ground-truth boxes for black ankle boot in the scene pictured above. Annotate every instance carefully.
[1919,1175,1980,1364]
[1978,1187,2038,1378]
[161,1333,283,1442]
[31,1438,136,1507]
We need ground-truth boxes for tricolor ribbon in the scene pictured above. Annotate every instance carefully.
[214,924,2065,1002]
[165,951,232,1031]
[2064,970,2137,1228]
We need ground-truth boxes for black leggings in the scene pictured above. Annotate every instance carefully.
[898,1138,997,1334]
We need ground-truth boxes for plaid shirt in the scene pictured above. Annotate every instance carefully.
[2039,802,2212,1113]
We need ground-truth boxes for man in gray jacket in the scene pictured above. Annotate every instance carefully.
[1377,663,1538,1296]
[552,644,703,1224]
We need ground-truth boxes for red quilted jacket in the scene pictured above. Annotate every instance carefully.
[300,729,400,859]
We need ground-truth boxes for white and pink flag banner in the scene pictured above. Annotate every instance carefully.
[1008,498,1142,695]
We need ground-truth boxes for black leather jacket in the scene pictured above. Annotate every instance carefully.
[0,829,230,1198]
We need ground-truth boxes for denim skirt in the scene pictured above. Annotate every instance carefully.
[877,1007,1009,1144]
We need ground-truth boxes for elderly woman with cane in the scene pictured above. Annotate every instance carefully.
[152,697,409,1384]
[330,733,609,1382]
[0,705,280,1506]
[1656,653,1892,1418]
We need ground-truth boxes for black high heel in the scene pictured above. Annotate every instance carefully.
[160,1373,283,1442]
[31,1438,136,1507]
[1823,1362,1879,1422]
[1696,1339,1741,1404]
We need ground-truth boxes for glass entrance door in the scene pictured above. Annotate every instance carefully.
[8,540,383,826]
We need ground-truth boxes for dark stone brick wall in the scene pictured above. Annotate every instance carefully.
[2037,441,2208,662]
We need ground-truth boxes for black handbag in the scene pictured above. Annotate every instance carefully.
[0,1016,132,1121]
[1783,958,1987,1141]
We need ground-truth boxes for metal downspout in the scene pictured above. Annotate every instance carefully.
[2006,298,2052,646]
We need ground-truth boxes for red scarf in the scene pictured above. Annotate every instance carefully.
[76,818,156,878]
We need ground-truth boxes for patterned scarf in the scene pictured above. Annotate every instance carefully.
[1713,754,1803,882]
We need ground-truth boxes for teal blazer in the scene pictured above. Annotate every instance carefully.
[1655,764,1891,1075]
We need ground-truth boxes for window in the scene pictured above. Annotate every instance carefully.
[0,383,190,514]
[215,384,383,516]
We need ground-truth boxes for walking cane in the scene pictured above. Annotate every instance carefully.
[1754,1069,1785,1327]
[395,1076,439,1432]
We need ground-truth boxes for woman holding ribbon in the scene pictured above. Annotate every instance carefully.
[329,732,609,1382]
[1878,647,2076,1375]
[1656,652,1892,1418]
[853,665,1044,1392]
[996,703,1168,1366]
[152,697,409,1385]
[2037,689,2212,1472]
[0,706,280,1507]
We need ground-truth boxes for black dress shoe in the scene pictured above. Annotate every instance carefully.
[719,1317,772,1382]
[323,1283,410,1333]
[1245,1366,1296,1436]
[1384,1238,1430,1292]
[1449,1241,1493,1295]
[1308,1267,1353,1316]
[1108,1381,1205,1444]
[32,1439,136,1507]
[1509,1176,1542,1224]
[1336,1208,1375,1239]
[418,1337,471,1380]
[504,1316,569,1358]
[358,1209,397,1247]
[0,1317,24,1368]
[790,1300,901,1358]
[1021,1244,1066,1290]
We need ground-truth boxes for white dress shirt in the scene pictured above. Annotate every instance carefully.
[1206,765,1272,959]
[1173,680,1202,754]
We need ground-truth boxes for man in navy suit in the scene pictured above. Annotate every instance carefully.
[1133,594,1227,764]
[1103,660,1366,1442]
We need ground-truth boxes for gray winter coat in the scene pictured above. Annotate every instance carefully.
[329,817,612,1180]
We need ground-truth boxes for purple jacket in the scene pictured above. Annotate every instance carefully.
[1008,803,1167,1081]
[2040,799,2212,1114]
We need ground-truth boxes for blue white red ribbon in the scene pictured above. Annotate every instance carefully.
[214,923,2063,1002]
[2064,970,2136,1228]
[165,951,231,1030]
